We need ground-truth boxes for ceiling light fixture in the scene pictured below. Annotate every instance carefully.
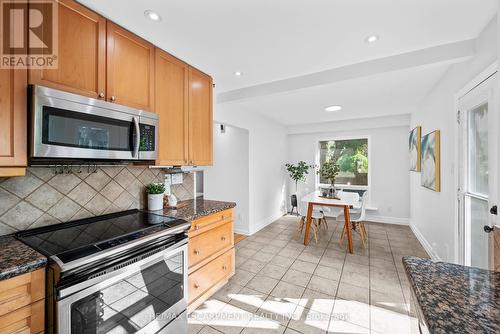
[144,10,161,22]
[325,105,342,112]
[233,71,243,76]
[365,35,379,43]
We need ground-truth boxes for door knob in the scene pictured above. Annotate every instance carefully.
[490,205,497,215]
[98,92,105,99]
[484,225,494,233]
[110,96,116,102]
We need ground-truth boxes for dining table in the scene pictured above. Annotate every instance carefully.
[301,191,360,253]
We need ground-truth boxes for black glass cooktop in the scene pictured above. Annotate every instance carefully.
[16,209,188,264]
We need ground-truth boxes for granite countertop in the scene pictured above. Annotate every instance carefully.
[163,198,236,221]
[403,256,500,333]
[0,235,47,281]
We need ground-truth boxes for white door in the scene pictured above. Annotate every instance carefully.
[457,72,497,269]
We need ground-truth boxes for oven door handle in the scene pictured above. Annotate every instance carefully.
[132,116,140,158]
[58,240,187,300]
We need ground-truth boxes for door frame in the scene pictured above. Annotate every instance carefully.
[454,61,498,266]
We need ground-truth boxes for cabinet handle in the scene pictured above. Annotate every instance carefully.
[194,225,200,231]
[221,236,226,241]
[222,265,227,270]
[194,283,200,289]
[194,250,200,255]
[110,96,116,102]
[98,92,105,99]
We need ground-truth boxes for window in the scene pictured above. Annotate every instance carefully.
[318,138,368,186]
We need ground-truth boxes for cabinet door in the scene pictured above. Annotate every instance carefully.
[106,22,155,111]
[188,67,213,166]
[155,49,189,166]
[29,0,106,99]
[0,69,27,176]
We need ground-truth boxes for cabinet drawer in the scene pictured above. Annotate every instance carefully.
[0,270,45,317]
[189,221,233,269]
[188,249,234,304]
[0,299,44,334]
[189,209,233,237]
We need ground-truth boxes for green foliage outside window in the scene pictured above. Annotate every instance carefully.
[319,139,368,186]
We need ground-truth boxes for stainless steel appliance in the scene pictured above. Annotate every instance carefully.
[16,210,190,334]
[30,85,158,161]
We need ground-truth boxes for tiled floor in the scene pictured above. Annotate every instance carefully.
[188,215,429,334]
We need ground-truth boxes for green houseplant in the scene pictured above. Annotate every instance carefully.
[146,183,166,211]
[285,161,315,193]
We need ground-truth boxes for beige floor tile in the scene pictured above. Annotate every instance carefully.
[270,281,306,300]
[281,268,312,287]
[336,282,369,304]
[313,265,342,281]
[290,260,317,274]
[246,275,279,294]
[307,276,339,296]
[287,308,331,334]
[261,263,289,280]
[269,255,295,268]
[240,259,266,273]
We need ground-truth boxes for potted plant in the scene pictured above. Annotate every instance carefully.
[318,156,341,197]
[285,161,315,193]
[146,183,165,211]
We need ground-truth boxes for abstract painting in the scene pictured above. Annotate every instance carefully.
[409,126,421,172]
[421,130,440,192]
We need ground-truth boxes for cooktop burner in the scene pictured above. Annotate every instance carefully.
[16,209,189,265]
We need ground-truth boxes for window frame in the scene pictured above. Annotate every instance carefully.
[315,135,371,191]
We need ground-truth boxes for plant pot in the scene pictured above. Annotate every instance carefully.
[148,193,164,211]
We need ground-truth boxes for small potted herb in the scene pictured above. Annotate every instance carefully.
[146,183,165,211]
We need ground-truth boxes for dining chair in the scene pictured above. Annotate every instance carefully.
[296,201,323,243]
[340,190,369,247]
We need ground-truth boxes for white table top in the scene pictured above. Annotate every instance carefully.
[301,191,359,207]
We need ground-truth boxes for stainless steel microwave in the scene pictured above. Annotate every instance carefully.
[30,85,158,161]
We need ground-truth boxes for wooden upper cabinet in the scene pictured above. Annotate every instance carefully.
[155,49,189,166]
[29,0,106,99]
[106,22,155,111]
[188,67,213,166]
[0,69,27,175]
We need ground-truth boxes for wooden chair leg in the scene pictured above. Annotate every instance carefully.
[359,224,367,248]
[323,217,328,229]
[312,219,318,243]
[340,223,346,244]
[296,217,304,237]
[361,223,368,245]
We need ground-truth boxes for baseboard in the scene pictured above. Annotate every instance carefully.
[249,211,286,235]
[409,221,440,261]
[234,226,251,236]
[365,215,410,225]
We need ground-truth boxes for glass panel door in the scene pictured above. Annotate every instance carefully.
[458,72,496,269]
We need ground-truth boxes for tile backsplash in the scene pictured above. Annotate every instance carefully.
[0,166,195,235]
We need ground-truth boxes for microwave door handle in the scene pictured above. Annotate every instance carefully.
[132,117,140,158]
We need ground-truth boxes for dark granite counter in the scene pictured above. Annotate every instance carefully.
[403,256,500,334]
[163,198,236,221]
[0,235,47,281]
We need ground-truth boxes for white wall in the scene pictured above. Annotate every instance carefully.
[410,17,498,262]
[287,118,411,224]
[213,104,288,234]
[204,124,250,234]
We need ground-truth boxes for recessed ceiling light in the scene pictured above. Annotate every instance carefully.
[325,105,342,112]
[144,10,161,22]
[365,35,379,43]
[233,71,243,76]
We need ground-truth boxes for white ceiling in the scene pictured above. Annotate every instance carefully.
[79,0,497,125]
[228,63,451,125]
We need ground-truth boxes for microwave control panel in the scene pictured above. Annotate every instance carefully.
[139,124,156,152]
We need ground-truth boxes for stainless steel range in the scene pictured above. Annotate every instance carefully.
[16,210,191,334]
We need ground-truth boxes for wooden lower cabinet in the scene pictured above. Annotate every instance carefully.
[0,269,45,334]
[187,209,235,312]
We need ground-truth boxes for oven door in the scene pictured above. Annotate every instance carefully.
[57,244,188,334]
